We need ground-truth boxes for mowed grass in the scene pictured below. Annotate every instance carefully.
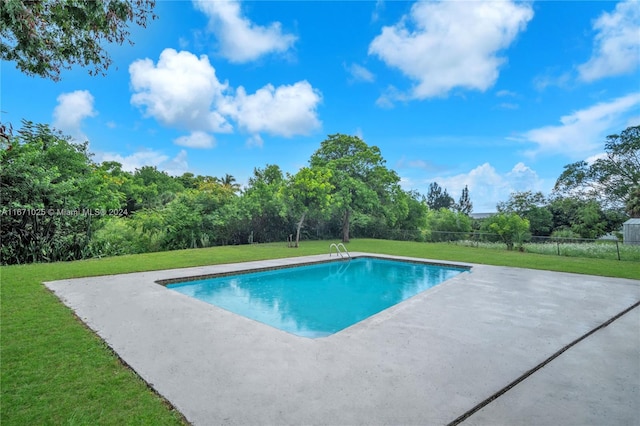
[2,239,639,425]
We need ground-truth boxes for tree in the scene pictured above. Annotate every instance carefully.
[482,213,530,250]
[396,190,428,230]
[426,182,454,210]
[554,125,640,209]
[130,165,183,210]
[497,191,553,236]
[0,121,121,264]
[217,173,241,193]
[454,185,473,215]
[309,134,400,243]
[627,185,640,217]
[425,209,472,242]
[1,0,156,81]
[286,167,333,247]
[240,165,289,243]
[548,197,610,239]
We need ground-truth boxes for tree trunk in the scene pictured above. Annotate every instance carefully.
[342,209,350,243]
[295,211,306,248]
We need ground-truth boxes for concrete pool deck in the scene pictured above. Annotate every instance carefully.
[45,252,639,426]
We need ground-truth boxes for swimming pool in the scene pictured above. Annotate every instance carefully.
[167,257,467,338]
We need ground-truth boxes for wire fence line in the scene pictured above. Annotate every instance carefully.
[298,228,640,262]
[390,230,639,261]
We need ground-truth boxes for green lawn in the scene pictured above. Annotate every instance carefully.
[2,239,639,425]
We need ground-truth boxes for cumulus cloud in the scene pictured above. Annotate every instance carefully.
[219,81,322,137]
[162,150,189,176]
[404,162,546,212]
[578,0,640,82]
[369,1,533,102]
[520,93,640,158]
[52,90,97,141]
[130,49,322,146]
[193,0,296,63]
[130,49,231,133]
[174,131,215,149]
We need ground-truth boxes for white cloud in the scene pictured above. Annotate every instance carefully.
[520,93,640,158]
[533,69,572,91]
[626,115,640,127]
[371,0,385,22]
[130,49,231,133]
[219,81,322,137]
[96,149,188,176]
[506,162,543,193]
[130,49,322,145]
[369,1,533,101]
[193,0,296,63]
[52,90,97,141]
[162,150,189,176]
[396,156,443,172]
[402,162,546,212]
[578,0,640,82]
[246,134,264,148]
[174,131,215,149]
[346,63,375,83]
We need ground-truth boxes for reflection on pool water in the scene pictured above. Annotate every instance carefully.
[167,257,467,338]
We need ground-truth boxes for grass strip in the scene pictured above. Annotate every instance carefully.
[2,239,639,424]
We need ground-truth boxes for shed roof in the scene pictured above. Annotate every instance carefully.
[623,218,640,225]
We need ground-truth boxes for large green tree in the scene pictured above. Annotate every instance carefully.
[425,208,472,242]
[426,182,454,210]
[130,165,183,210]
[454,185,473,215]
[239,164,289,243]
[0,121,120,264]
[482,212,530,251]
[627,185,640,217]
[554,125,639,211]
[497,191,553,236]
[309,134,401,243]
[285,167,333,247]
[548,197,611,239]
[1,0,156,81]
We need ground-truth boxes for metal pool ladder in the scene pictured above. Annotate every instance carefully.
[329,243,351,259]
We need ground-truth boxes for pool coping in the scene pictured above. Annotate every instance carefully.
[155,253,471,286]
[45,252,640,425]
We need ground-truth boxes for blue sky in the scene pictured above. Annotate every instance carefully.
[2,0,639,212]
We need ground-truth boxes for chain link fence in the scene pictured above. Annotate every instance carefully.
[292,226,639,261]
[365,230,639,262]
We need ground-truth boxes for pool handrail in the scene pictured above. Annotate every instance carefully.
[329,243,351,259]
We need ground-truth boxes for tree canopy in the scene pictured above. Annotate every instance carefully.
[426,182,454,210]
[309,133,401,242]
[454,185,472,215]
[554,125,639,213]
[1,0,156,81]
[1,122,637,265]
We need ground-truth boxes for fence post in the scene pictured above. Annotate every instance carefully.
[616,240,620,261]
[557,241,560,256]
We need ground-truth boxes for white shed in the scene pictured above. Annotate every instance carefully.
[623,218,640,245]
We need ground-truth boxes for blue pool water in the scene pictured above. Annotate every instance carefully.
[167,257,466,338]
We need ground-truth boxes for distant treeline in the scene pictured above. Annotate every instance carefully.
[1,121,637,265]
